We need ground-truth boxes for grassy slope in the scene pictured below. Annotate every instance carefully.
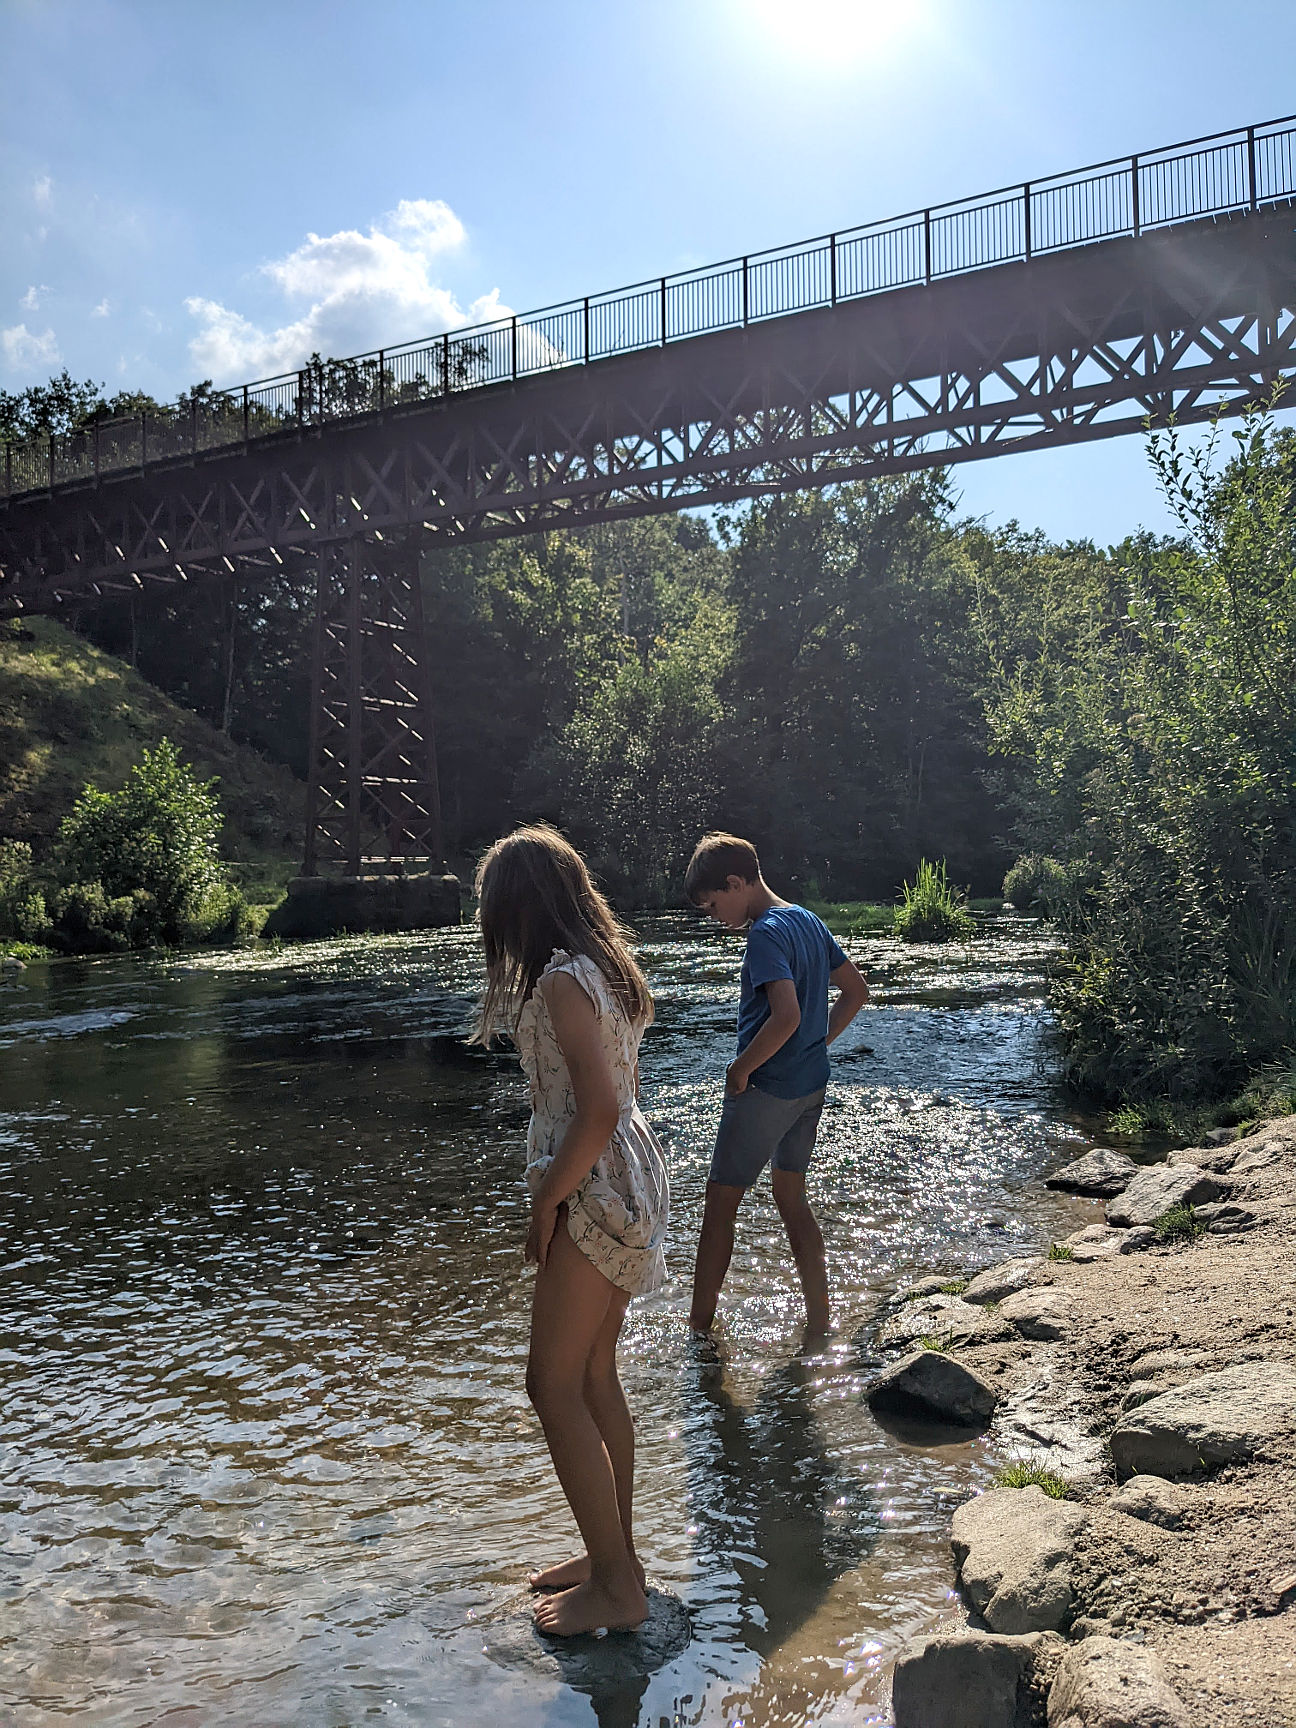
[0,617,303,904]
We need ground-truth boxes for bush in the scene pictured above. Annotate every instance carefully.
[0,841,52,943]
[55,739,226,944]
[184,881,256,944]
[894,858,975,943]
[48,882,156,953]
[1002,853,1067,912]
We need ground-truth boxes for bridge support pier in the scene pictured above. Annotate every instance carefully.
[290,535,459,934]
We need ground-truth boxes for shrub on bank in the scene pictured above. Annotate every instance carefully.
[1002,853,1067,912]
[0,841,52,944]
[982,404,1296,1104]
[894,858,975,943]
[2,741,253,955]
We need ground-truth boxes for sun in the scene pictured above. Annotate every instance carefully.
[737,0,920,60]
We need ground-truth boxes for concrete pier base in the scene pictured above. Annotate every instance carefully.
[264,872,461,938]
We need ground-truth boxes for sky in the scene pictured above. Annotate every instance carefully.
[2,0,1294,546]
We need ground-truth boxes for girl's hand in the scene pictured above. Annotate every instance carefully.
[526,1198,561,1267]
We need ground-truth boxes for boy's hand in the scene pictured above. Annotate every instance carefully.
[526,1197,561,1267]
[725,1060,749,1096]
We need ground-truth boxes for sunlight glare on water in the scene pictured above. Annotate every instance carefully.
[0,914,1101,1727]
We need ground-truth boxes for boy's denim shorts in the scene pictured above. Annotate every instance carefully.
[708,1083,827,1188]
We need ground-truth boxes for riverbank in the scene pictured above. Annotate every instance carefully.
[882,1112,1296,1727]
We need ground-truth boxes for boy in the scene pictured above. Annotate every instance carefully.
[685,832,869,1336]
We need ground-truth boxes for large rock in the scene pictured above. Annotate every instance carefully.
[1045,1149,1139,1197]
[893,1629,1060,1728]
[867,1349,998,1426]
[1047,1636,1188,1727]
[951,1487,1087,1634]
[1105,1164,1221,1227]
[998,1287,1072,1341]
[1166,1141,1244,1173]
[1110,1360,1296,1477]
[964,1257,1046,1305]
[880,1294,1014,1349]
[1107,1475,1191,1529]
[1061,1224,1154,1264]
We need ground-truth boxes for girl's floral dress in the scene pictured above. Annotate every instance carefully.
[515,949,669,1296]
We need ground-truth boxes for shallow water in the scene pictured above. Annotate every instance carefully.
[0,915,1105,1727]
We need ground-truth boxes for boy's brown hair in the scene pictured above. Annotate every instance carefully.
[684,832,762,901]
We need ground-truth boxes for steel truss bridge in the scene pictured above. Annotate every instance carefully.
[2,116,1294,875]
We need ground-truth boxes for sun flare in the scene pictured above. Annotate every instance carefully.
[737,0,920,60]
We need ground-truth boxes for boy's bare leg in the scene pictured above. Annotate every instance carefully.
[771,1169,830,1335]
[529,1289,647,1592]
[526,1223,648,1636]
[690,1182,746,1331]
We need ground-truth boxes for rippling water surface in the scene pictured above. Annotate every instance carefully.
[0,915,1105,1727]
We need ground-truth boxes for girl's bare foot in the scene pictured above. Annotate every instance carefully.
[533,1576,648,1637]
[529,1551,647,1591]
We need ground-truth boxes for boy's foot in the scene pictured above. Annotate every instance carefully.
[529,1552,646,1592]
[533,1577,648,1637]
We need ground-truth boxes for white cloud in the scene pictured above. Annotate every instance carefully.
[20,285,49,312]
[2,323,61,370]
[91,299,111,317]
[33,175,52,207]
[186,197,507,382]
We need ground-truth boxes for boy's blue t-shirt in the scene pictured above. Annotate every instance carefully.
[736,903,848,1099]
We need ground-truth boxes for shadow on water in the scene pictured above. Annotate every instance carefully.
[685,1344,881,1658]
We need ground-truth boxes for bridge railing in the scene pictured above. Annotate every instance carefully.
[4,114,1295,502]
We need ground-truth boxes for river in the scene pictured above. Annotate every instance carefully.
[0,914,1104,1726]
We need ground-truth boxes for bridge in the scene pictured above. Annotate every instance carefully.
[2,115,1294,877]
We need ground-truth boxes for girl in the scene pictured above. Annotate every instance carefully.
[473,824,669,1637]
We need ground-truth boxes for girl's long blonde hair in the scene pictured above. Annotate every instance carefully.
[471,823,653,1044]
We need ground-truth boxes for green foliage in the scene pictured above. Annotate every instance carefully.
[937,1279,969,1295]
[56,740,225,940]
[992,1459,1069,1498]
[1002,853,1067,911]
[0,841,51,942]
[980,402,1296,1103]
[528,596,733,904]
[916,1334,951,1352]
[1153,1204,1208,1243]
[48,882,156,953]
[30,739,253,953]
[894,857,975,943]
[1046,1243,1074,1261]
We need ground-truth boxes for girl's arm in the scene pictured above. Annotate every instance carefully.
[526,970,621,1268]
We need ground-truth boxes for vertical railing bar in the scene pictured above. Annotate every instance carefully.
[742,257,749,326]
[583,296,590,363]
[1023,183,1032,260]
[511,316,518,381]
[924,209,932,283]
[377,350,385,411]
[1131,155,1140,237]
[660,277,667,346]
[1248,126,1258,211]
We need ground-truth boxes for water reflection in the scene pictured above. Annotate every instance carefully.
[686,1345,881,1656]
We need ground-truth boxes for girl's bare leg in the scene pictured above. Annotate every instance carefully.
[526,1221,648,1635]
[529,1289,647,1592]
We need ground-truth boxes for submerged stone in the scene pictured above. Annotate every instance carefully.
[482,1583,690,1687]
